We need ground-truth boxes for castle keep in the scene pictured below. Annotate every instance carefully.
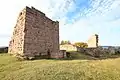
[8,6,61,58]
[87,34,98,48]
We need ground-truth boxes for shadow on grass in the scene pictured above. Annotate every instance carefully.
[2,52,120,61]
[33,51,120,61]
[64,51,120,60]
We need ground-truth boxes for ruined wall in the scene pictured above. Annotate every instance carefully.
[77,47,102,57]
[8,6,60,58]
[8,8,26,56]
[77,46,120,57]
[87,34,98,48]
[24,7,59,57]
[60,44,77,51]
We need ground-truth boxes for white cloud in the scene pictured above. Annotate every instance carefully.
[0,0,75,46]
[0,0,37,46]
[60,0,120,45]
[34,0,75,20]
[0,0,120,46]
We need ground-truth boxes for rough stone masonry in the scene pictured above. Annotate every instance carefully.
[8,6,65,59]
[87,34,98,48]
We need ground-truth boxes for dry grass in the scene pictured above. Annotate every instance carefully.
[0,53,120,80]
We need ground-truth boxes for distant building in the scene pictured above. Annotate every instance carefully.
[60,44,77,51]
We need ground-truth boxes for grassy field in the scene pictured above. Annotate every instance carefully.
[0,53,120,80]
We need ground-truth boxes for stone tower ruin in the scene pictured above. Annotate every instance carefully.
[8,6,62,58]
[87,34,98,48]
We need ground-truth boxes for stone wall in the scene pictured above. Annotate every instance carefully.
[77,46,120,57]
[87,34,98,48]
[77,47,102,57]
[8,6,61,58]
[60,44,77,51]
[8,8,26,56]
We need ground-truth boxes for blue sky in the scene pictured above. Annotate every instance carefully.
[0,0,120,46]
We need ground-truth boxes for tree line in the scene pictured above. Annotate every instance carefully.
[60,40,88,48]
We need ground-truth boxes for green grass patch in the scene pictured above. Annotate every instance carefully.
[0,53,120,80]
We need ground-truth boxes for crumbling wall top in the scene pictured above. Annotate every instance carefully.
[25,6,45,16]
[25,6,59,24]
